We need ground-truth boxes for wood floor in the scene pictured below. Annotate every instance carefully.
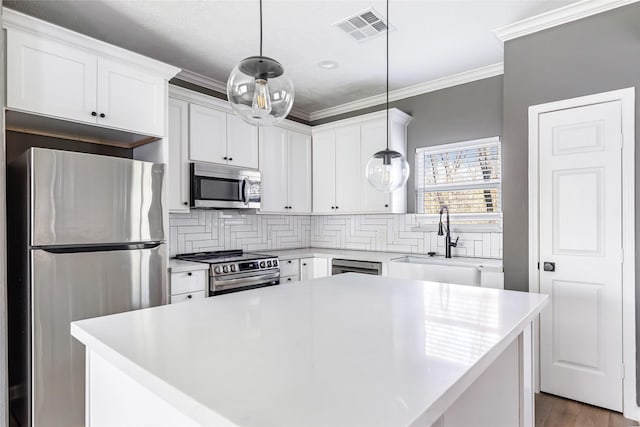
[536,393,638,427]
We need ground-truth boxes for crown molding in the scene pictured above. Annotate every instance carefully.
[308,63,504,122]
[494,0,639,42]
[175,69,228,94]
[175,69,310,122]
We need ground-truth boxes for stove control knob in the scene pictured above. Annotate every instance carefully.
[273,259,278,267]
[222,265,229,273]
[259,261,266,268]
[230,264,237,272]
[267,260,272,267]
[214,266,222,274]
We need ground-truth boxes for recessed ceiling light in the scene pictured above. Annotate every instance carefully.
[318,60,338,70]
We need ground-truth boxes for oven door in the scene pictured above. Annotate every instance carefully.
[190,163,261,209]
[210,270,280,296]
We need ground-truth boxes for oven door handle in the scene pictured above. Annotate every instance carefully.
[212,271,280,290]
[241,178,250,205]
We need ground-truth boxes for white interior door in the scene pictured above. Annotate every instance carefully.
[538,101,623,411]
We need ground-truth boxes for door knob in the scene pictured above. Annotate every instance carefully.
[543,262,556,272]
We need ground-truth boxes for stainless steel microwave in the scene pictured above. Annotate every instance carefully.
[190,163,261,209]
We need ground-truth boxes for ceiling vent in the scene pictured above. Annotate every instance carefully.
[334,8,392,43]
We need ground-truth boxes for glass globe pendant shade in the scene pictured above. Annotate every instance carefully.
[227,56,294,126]
[366,148,410,192]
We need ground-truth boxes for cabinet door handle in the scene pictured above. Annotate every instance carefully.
[187,272,192,276]
[331,206,335,210]
[287,260,292,264]
[91,111,97,117]
[187,294,193,299]
[223,157,228,160]
[287,278,292,282]
[228,157,233,161]
[335,206,339,209]
[99,113,106,118]
[183,202,188,206]
[385,204,389,208]
[302,263,307,266]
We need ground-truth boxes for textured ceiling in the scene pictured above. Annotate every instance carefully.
[5,0,575,114]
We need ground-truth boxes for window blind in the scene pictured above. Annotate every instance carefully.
[415,137,501,216]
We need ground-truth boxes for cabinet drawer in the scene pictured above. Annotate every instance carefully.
[279,259,299,277]
[170,291,206,304]
[170,270,207,295]
[281,275,299,284]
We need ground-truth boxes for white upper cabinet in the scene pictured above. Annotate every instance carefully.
[227,115,259,169]
[360,120,392,212]
[335,127,362,213]
[287,131,312,213]
[260,126,312,214]
[189,104,227,164]
[6,29,98,125]
[96,57,165,136]
[259,126,289,212]
[168,98,190,213]
[311,109,411,215]
[4,11,179,138]
[188,102,259,169]
[312,131,337,214]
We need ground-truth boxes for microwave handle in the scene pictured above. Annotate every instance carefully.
[242,178,250,204]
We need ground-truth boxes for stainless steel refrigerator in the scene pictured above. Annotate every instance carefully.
[7,148,168,427]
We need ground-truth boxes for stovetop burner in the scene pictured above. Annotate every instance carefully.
[175,250,273,264]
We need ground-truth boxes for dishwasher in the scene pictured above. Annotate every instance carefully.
[331,259,382,276]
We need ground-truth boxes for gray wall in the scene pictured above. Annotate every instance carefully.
[502,3,640,293]
[500,3,640,402]
[312,75,504,213]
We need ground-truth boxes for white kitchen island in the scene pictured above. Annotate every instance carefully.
[71,273,548,427]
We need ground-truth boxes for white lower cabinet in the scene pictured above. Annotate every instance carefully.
[279,257,329,283]
[279,259,300,277]
[170,291,206,304]
[300,258,329,281]
[170,269,208,303]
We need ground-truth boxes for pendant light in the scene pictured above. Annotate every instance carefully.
[365,0,409,193]
[227,0,294,126]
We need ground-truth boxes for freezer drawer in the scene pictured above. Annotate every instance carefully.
[29,244,167,427]
[28,148,165,246]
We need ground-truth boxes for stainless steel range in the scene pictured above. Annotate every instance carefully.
[175,250,280,295]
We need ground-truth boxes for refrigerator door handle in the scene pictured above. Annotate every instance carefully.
[39,242,164,254]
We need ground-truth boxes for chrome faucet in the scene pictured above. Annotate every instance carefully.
[438,205,459,258]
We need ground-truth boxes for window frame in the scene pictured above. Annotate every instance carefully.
[414,136,502,231]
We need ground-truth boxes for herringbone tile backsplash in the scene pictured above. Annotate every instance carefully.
[169,211,502,259]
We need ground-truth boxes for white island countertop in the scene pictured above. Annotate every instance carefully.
[71,274,546,427]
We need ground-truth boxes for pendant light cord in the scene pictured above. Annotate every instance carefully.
[259,0,263,57]
[386,0,390,150]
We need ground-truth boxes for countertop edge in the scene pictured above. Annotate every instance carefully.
[71,321,238,426]
[410,293,549,426]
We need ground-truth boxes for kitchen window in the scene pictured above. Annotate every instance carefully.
[415,136,501,228]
